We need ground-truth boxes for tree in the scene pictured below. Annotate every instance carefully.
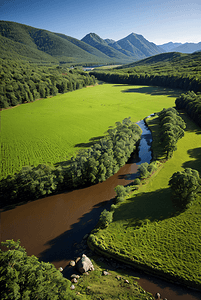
[169,168,201,208]
[98,209,113,228]
[0,240,77,300]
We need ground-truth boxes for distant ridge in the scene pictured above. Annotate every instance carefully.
[158,41,201,53]
[158,42,182,51]
[171,42,201,53]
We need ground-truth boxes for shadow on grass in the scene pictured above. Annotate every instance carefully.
[113,85,182,98]
[182,147,201,173]
[75,135,105,148]
[179,111,201,135]
[113,187,178,226]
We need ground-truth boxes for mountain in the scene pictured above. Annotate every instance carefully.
[2,20,199,66]
[82,32,164,62]
[158,42,182,51]
[0,21,126,64]
[117,33,163,58]
[81,33,135,63]
[171,42,201,53]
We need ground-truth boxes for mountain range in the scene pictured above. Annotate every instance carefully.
[0,21,200,65]
[158,41,201,53]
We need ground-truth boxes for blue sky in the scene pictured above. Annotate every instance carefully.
[0,0,200,44]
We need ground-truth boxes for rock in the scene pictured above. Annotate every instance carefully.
[71,274,80,279]
[76,254,94,273]
[69,260,76,267]
[102,270,111,276]
[124,279,129,284]
[58,267,63,272]
[70,285,75,290]
[75,257,81,264]
[155,292,161,299]
[71,278,78,283]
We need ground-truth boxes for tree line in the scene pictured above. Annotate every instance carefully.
[0,59,96,108]
[0,118,142,208]
[90,71,201,93]
[175,91,201,127]
[158,107,186,158]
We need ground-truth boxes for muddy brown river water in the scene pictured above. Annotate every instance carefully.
[1,120,200,299]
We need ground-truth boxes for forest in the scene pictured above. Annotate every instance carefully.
[0,59,96,108]
[90,52,201,92]
[175,91,201,126]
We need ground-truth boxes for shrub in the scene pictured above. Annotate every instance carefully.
[116,196,125,204]
[110,204,117,211]
[98,209,113,228]
[133,178,141,185]
[114,185,127,198]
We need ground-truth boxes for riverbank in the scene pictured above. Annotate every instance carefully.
[87,111,201,291]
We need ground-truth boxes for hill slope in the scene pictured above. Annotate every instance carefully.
[0,21,121,64]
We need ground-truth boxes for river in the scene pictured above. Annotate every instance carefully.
[1,120,200,299]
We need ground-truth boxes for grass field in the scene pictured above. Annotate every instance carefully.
[0,84,180,180]
[89,112,201,289]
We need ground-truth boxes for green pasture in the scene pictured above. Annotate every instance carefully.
[0,84,180,179]
[90,112,201,288]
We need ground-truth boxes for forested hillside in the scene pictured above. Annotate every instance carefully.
[90,52,201,92]
[0,21,133,64]
[0,59,96,108]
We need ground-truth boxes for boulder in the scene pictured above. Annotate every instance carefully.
[70,285,75,290]
[76,254,94,273]
[69,260,76,267]
[102,270,111,276]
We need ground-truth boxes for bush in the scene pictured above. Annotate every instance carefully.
[110,204,117,211]
[98,209,113,228]
[116,196,125,204]
[133,178,141,185]
[114,185,127,198]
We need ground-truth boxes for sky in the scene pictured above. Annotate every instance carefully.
[0,0,200,44]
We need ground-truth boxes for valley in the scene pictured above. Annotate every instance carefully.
[0,19,201,300]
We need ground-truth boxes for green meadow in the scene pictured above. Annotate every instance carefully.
[0,84,180,180]
[89,112,201,289]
